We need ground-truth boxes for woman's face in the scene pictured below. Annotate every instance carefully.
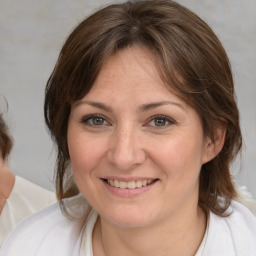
[68,46,212,228]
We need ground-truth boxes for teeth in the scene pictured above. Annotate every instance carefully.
[120,181,127,189]
[106,179,154,189]
[136,180,142,188]
[127,181,136,189]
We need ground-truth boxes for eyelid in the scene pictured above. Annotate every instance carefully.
[146,114,175,127]
[79,114,175,128]
[80,114,110,126]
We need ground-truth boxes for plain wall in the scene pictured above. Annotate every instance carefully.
[0,0,255,196]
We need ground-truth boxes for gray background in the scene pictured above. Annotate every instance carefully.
[0,0,255,196]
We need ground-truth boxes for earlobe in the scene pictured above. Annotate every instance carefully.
[202,124,226,164]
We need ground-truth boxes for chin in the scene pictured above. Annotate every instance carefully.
[100,208,157,229]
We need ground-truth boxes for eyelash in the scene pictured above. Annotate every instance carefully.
[80,114,110,127]
[146,115,175,128]
[80,114,175,128]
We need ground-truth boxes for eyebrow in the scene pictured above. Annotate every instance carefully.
[74,100,113,112]
[74,100,185,112]
[138,101,185,112]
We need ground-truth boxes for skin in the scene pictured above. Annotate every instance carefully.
[0,159,15,214]
[67,46,225,256]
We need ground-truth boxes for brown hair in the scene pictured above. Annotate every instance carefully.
[0,114,13,160]
[44,0,242,215]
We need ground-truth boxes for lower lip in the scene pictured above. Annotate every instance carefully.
[102,180,157,198]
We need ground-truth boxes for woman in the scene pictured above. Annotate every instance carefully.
[0,112,56,246]
[1,0,256,255]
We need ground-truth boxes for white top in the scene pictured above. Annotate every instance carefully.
[0,176,56,246]
[1,194,256,256]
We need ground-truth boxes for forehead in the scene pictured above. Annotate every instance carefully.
[99,46,161,81]
[88,47,169,97]
[81,46,191,110]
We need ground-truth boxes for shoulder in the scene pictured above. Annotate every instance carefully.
[9,176,56,213]
[0,176,56,245]
[225,200,256,247]
[234,185,256,216]
[0,194,91,256]
[13,176,56,204]
[203,200,256,255]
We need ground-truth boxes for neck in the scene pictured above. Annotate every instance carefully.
[93,205,206,256]
[0,161,15,213]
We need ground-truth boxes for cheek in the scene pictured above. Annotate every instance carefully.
[149,133,205,176]
[68,131,105,176]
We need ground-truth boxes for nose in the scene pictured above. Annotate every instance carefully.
[107,125,146,170]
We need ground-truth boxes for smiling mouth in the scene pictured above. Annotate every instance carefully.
[103,179,157,189]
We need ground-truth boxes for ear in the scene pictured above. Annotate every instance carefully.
[202,124,226,164]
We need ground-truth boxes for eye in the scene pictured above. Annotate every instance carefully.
[81,115,109,126]
[147,115,174,128]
